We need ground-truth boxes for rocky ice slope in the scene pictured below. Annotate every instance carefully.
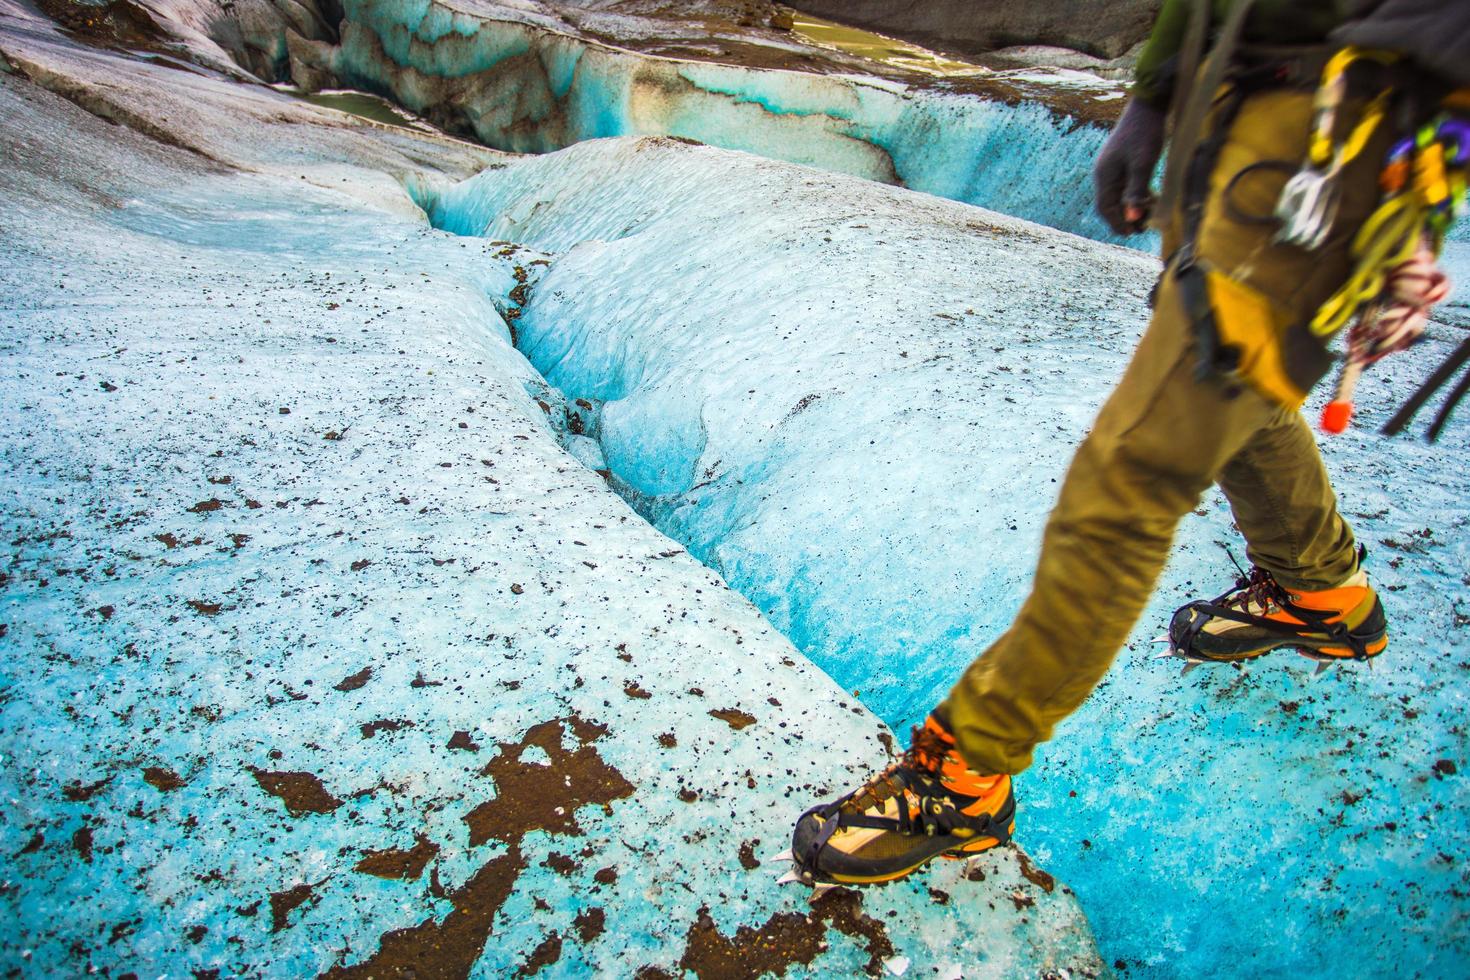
[786,0,1159,62]
[0,5,1103,978]
[320,0,1124,241]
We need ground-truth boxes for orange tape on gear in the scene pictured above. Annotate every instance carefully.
[1320,400,1354,434]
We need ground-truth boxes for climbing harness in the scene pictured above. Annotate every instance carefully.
[1156,2,1470,436]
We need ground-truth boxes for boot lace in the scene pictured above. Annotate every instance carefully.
[1225,565,1290,616]
[840,723,952,816]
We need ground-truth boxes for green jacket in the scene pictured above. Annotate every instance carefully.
[1132,0,1364,107]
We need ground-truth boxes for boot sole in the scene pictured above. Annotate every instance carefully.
[819,823,1016,884]
[1192,631,1388,663]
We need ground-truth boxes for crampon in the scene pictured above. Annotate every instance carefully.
[1156,549,1388,678]
[770,716,1015,898]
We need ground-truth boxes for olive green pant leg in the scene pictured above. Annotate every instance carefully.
[1215,413,1359,592]
[938,277,1288,775]
[1187,89,1381,595]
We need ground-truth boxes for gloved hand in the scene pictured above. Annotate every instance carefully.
[1093,98,1166,235]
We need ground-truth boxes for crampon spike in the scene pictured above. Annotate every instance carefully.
[810,883,838,901]
[1152,634,1171,644]
[766,850,793,865]
[1180,660,1203,678]
[775,868,803,886]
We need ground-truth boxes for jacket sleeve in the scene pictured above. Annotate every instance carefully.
[1132,0,1197,108]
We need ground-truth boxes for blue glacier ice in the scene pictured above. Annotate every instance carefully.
[421,135,1470,977]
[0,8,1103,978]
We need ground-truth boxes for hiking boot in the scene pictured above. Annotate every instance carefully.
[790,715,1015,885]
[1169,559,1388,666]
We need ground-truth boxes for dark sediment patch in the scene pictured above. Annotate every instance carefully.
[327,715,634,978]
[573,907,605,943]
[361,718,414,739]
[513,933,563,977]
[73,826,95,863]
[544,852,579,876]
[355,835,439,881]
[270,882,319,932]
[252,769,343,816]
[322,846,526,979]
[143,766,186,792]
[334,666,373,691]
[678,890,895,978]
[737,840,760,871]
[463,717,634,847]
[709,708,756,730]
[1015,847,1056,893]
[448,730,481,751]
[63,776,113,801]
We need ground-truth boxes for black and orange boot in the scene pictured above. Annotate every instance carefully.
[1164,551,1388,676]
[781,715,1015,888]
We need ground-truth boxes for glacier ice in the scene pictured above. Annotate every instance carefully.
[0,11,1104,978]
[422,134,1470,977]
[325,0,1125,242]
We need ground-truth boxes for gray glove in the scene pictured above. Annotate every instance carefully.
[1093,99,1166,236]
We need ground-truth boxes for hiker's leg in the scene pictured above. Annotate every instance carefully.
[1215,413,1359,591]
[937,275,1284,774]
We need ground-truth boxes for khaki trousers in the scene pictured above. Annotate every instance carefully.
[940,87,1392,775]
